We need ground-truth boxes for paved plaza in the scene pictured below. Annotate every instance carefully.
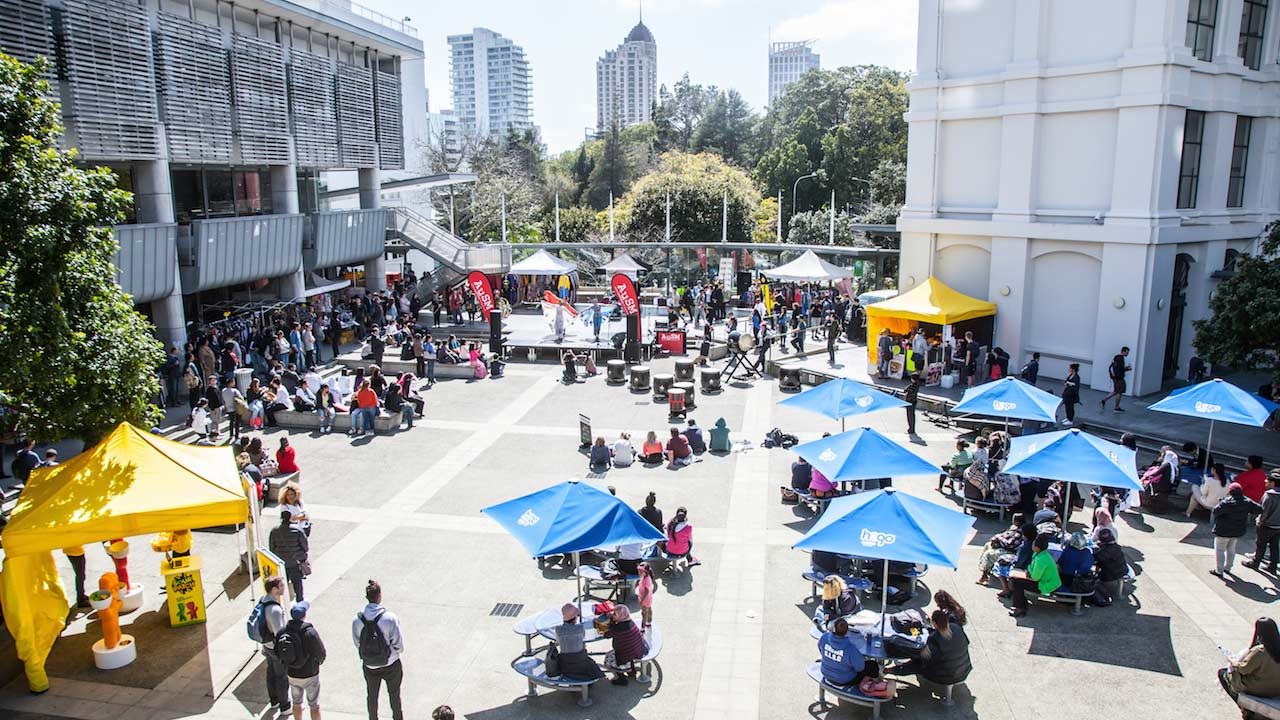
[0,353,1274,720]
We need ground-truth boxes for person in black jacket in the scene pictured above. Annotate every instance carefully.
[1061,363,1081,425]
[888,609,972,686]
[814,576,861,630]
[1211,483,1264,578]
[283,601,326,717]
[904,374,921,436]
[1091,528,1127,606]
[270,511,310,601]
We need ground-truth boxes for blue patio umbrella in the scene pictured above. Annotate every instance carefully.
[778,378,908,431]
[1149,379,1279,471]
[951,376,1062,427]
[1003,428,1140,527]
[483,481,665,599]
[792,427,941,484]
[793,488,975,637]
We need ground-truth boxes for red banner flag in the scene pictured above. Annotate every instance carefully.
[611,273,640,316]
[467,271,496,319]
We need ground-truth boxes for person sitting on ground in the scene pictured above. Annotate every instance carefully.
[1218,617,1280,702]
[602,605,649,685]
[664,507,700,569]
[940,440,973,494]
[552,604,604,682]
[275,438,299,474]
[639,431,664,464]
[977,514,1025,585]
[1006,535,1062,618]
[683,419,707,454]
[815,576,861,631]
[589,436,612,470]
[1056,530,1095,591]
[1188,462,1232,518]
[382,383,414,429]
[818,618,873,688]
[1091,528,1127,606]
[561,350,578,383]
[887,609,972,687]
[611,432,636,468]
[666,427,694,467]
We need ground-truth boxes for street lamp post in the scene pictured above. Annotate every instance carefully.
[792,171,820,219]
[849,176,874,205]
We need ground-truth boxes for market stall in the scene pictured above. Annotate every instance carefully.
[0,422,248,691]
[601,252,647,280]
[760,250,852,283]
[864,277,996,383]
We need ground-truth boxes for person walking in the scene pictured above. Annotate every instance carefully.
[1244,471,1280,574]
[329,310,342,360]
[423,334,437,386]
[904,373,922,436]
[62,546,90,608]
[1019,352,1041,385]
[1061,363,1081,425]
[280,601,326,720]
[1100,347,1132,411]
[11,437,40,486]
[269,511,310,601]
[221,377,244,442]
[353,580,405,720]
[826,313,842,367]
[1210,483,1264,579]
[412,333,425,378]
[251,576,290,717]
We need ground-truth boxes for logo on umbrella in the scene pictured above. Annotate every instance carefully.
[1107,451,1119,464]
[993,400,1017,411]
[1194,401,1222,414]
[855,396,873,408]
[518,509,540,527]
[819,449,837,462]
[860,529,896,547]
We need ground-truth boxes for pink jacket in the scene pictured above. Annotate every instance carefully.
[666,522,693,555]
[636,575,655,609]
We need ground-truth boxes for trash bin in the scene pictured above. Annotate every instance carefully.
[235,367,254,394]
[162,555,207,627]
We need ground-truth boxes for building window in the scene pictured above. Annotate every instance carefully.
[1177,110,1205,210]
[1186,0,1219,61]
[1239,0,1269,70]
[171,168,274,223]
[1228,116,1252,207]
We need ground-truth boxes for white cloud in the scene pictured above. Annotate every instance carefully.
[775,0,918,71]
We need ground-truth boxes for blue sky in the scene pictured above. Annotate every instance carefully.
[362,0,919,154]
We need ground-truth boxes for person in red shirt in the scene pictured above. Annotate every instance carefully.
[275,438,299,474]
[353,379,379,437]
[1236,456,1268,503]
[665,427,693,467]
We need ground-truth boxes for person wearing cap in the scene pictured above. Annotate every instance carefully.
[553,604,603,681]
[283,601,326,720]
[1091,529,1127,606]
[1211,483,1265,578]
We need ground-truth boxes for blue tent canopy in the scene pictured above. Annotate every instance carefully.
[778,379,907,426]
[793,489,975,568]
[1002,428,1141,492]
[482,481,665,557]
[951,377,1062,423]
[791,428,940,482]
[1149,378,1278,427]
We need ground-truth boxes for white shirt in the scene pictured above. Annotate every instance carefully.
[611,440,636,467]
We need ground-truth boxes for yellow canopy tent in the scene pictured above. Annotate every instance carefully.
[0,422,247,691]
[864,277,997,365]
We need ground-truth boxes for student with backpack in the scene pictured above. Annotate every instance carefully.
[248,576,290,716]
[278,601,326,719]
[352,580,405,720]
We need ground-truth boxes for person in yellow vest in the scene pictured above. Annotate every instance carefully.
[62,546,90,609]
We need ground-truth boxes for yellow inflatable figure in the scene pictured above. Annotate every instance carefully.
[96,572,123,650]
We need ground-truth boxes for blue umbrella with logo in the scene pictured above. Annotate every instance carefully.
[1002,428,1140,527]
[1149,378,1279,472]
[778,378,908,431]
[792,427,941,484]
[793,488,975,638]
[483,480,666,599]
[951,376,1062,429]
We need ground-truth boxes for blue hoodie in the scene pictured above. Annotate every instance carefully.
[818,631,865,686]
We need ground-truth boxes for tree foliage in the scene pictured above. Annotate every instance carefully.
[619,151,757,242]
[786,211,875,248]
[0,55,163,441]
[462,132,546,242]
[1193,227,1280,381]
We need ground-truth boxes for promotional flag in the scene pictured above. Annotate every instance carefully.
[467,271,496,319]
[611,273,640,316]
[761,282,774,314]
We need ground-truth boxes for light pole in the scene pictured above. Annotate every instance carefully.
[792,171,820,218]
[849,176,874,205]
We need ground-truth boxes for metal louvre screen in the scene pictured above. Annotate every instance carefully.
[337,63,376,168]
[155,13,232,163]
[232,34,290,165]
[289,49,339,168]
[375,69,404,170]
[0,0,51,67]
[59,0,159,160]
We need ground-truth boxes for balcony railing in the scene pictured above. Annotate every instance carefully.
[315,0,419,37]
[112,223,178,304]
[177,214,304,293]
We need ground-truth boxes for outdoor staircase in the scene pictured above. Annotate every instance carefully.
[385,207,510,292]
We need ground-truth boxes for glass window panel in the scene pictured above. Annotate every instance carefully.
[171,170,204,224]
[205,169,235,218]
[234,170,264,215]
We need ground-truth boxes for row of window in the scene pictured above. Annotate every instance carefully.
[1186,0,1271,70]
[1176,109,1252,209]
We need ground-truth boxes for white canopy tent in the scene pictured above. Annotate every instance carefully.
[508,249,576,275]
[601,253,647,278]
[760,250,852,282]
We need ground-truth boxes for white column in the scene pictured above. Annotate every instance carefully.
[1110,106,1178,223]
[1127,0,1185,60]
[358,168,387,292]
[271,165,305,301]
[1198,112,1237,214]
[1007,0,1045,72]
[895,232,935,291]
[134,159,186,353]
[987,236,1031,367]
[1213,0,1245,66]
[993,114,1039,222]
[1089,242,1149,393]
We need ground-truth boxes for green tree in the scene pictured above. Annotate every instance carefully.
[1193,227,1280,381]
[539,205,599,243]
[753,196,781,243]
[462,136,544,241]
[654,74,712,152]
[786,210,874,247]
[692,89,756,167]
[587,122,634,210]
[0,54,163,441]
[753,137,815,226]
[619,151,758,242]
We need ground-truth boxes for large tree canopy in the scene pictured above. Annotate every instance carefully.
[619,151,757,242]
[0,54,163,441]
[1193,227,1280,381]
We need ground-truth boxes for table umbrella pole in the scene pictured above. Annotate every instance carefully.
[574,550,583,602]
[1204,420,1215,473]
[842,417,846,433]
[880,560,889,643]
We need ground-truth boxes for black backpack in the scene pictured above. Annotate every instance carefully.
[357,610,392,666]
[276,624,309,670]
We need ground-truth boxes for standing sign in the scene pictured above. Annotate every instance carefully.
[467,271,496,319]
[257,548,283,595]
[579,414,592,448]
[163,555,207,627]
[611,273,640,316]
[718,257,735,281]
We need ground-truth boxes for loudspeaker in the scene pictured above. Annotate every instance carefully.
[489,312,503,357]
[736,270,752,295]
[626,313,640,343]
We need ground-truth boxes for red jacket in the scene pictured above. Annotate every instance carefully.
[276,447,299,474]
[1236,468,1267,503]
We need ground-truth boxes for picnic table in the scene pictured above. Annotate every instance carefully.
[807,609,928,661]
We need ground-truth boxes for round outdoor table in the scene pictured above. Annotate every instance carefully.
[606,359,627,385]
[532,603,603,643]
[653,373,675,400]
[674,381,696,409]
[674,358,696,382]
[630,365,651,391]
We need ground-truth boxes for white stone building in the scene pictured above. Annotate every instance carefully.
[897,0,1280,397]
[447,27,533,139]
[768,40,820,105]
[597,19,658,131]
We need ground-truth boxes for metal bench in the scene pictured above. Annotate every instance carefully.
[511,654,599,707]
[795,490,833,515]
[962,496,1013,523]
[575,564,639,603]
[1239,692,1280,719]
[806,661,894,719]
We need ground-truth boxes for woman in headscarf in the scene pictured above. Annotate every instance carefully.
[602,605,648,686]
[552,604,603,681]
[1219,617,1280,700]
[1091,507,1119,543]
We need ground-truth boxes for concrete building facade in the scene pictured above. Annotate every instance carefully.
[596,19,657,131]
[898,0,1280,397]
[768,40,820,106]
[447,27,533,139]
